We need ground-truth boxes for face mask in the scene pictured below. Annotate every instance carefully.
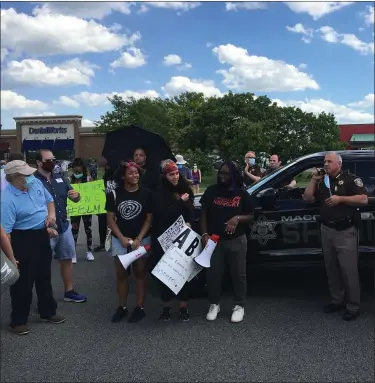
[73,173,84,179]
[1,165,5,169]
[249,158,256,166]
[194,167,197,171]
[42,161,55,173]
[24,175,36,189]
[177,164,182,169]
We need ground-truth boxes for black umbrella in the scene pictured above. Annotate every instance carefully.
[101,125,176,168]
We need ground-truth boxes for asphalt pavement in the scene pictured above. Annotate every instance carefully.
[1,216,374,382]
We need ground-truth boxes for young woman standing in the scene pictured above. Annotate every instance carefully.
[200,161,255,323]
[191,164,202,194]
[70,158,94,262]
[151,159,195,322]
[106,161,152,323]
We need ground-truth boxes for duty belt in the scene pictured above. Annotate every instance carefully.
[321,217,355,231]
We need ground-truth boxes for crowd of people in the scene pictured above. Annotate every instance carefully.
[0,147,368,335]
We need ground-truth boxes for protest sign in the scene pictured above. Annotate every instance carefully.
[67,180,106,217]
[152,220,204,293]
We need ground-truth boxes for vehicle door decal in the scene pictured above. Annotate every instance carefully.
[250,215,277,245]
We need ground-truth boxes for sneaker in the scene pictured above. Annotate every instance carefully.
[86,252,95,261]
[111,306,129,323]
[64,289,87,303]
[72,257,77,264]
[231,305,244,323]
[159,307,171,321]
[128,306,146,323]
[324,303,345,313]
[41,314,66,324]
[206,304,220,321]
[93,244,105,252]
[179,307,190,322]
[9,324,30,335]
[342,309,360,321]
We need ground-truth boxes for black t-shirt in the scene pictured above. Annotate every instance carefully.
[314,171,366,221]
[200,184,255,239]
[105,186,152,239]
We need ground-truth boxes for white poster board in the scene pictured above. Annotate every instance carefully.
[152,216,204,293]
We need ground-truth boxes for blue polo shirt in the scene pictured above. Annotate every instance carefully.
[1,178,54,234]
[35,171,73,234]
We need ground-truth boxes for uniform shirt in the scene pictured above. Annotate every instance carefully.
[243,165,262,186]
[200,184,255,239]
[1,178,54,234]
[105,186,152,239]
[314,171,366,221]
[179,166,192,182]
[35,171,73,234]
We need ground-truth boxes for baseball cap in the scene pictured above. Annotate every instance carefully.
[5,160,36,176]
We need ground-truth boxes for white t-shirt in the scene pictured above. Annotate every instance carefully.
[0,169,8,192]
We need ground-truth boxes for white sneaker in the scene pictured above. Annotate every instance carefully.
[206,304,220,321]
[231,305,244,323]
[72,257,77,264]
[86,252,95,261]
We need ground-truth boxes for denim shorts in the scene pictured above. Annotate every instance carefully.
[111,235,152,258]
[50,224,76,261]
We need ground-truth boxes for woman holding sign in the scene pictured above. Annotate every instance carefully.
[151,159,195,322]
[106,161,152,323]
[200,160,255,323]
[70,158,94,262]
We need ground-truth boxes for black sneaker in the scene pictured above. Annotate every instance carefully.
[179,307,190,322]
[342,309,360,321]
[159,307,171,321]
[128,306,146,323]
[323,303,345,313]
[111,306,129,323]
[93,244,105,252]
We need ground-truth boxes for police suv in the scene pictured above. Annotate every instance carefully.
[193,150,374,268]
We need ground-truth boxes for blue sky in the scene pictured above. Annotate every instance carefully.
[1,1,374,130]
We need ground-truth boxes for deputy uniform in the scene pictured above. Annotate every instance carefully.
[314,170,365,318]
[243,165,262,186]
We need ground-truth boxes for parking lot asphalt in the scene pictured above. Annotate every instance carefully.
[1,217,374,382]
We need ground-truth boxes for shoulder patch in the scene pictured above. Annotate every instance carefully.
[354,178,363,187]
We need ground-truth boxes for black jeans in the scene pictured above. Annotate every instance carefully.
[97,213,107,245]
[10,229,57,326]
[207,234,247,306]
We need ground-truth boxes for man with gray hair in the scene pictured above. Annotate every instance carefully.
[1,160,66,335]
[303,152,368,321]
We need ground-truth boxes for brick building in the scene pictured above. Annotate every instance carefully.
[339,123,375,149]
[0,115,105,161]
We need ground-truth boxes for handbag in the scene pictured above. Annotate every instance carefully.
[1,251,19,294]
[104,190,116,252]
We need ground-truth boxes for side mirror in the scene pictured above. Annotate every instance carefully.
[257,187,278,210]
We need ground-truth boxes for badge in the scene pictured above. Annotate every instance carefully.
[354,178,363,187]
[339,180,344,185]
[335,186,338,191]
[56,178,64,183]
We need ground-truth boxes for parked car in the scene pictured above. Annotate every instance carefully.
[192,150,374,269]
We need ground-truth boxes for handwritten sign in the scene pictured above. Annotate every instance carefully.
[152,220,204,293]
[67,180,106,217]
[157,215,186,252]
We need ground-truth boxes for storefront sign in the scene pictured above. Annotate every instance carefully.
[21,124,74,140]
[29,127,68,134]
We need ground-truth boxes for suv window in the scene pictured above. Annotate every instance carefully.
[354,161,375,195]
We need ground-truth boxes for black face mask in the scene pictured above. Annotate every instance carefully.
[42,161,55,173]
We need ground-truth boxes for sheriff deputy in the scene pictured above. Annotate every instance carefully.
[303,152,368,321]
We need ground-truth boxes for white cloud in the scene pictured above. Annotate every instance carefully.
[163,54,183,66]
[1,8,140,57]
[53,96,80,108]
[273,97,374,124]
[299,63,308,69]
[225,2,267,11]
[110,48,147,69]
[212,44,319,92]
[138,2,201,15]
[162,76,223,98]
[1,90,48,110]
[72,90,160,107]
[286,23,314,43]
[363,5,374,25]
[318,26,374,55]
[3,58,98,87]
[347,93,374,110]
[1,48,8,63]
[19,111,56,117]
[284,2,353,20]
[32,2,134,20]
[177,62,192,71]
[82,118,96,127]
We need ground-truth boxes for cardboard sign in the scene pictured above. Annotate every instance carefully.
[67,180,106,216]
[157,215,186,252]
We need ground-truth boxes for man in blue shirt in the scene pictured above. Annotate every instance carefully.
[35,149,87,303]
[1,160,66,335]
[175,154,193,185]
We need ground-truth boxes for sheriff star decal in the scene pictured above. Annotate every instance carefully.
[354,178,363,187]
[250,215,277,245]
